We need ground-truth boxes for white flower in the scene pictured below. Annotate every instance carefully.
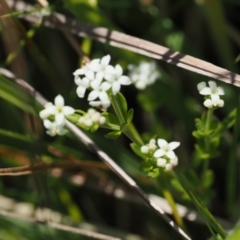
[75,76,91,98]
[198,81,224,106]
[43,119,68,136]
[141,145,149,154]
[105,64,131,95]
[128,61,160,90]
[154,139,180,160]
[73,59,99,80]
[140,138,157,154]
[78,108,106,128]
[89,98,111,110]
[88,79,111,101]
[203,98,224,109]
[157,158,167,167]
[93,55,115,79]
[39,95,75,125]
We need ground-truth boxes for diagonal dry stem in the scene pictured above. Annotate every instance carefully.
[5,0,240,88]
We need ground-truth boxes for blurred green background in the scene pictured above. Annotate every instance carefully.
[0,0,240,239]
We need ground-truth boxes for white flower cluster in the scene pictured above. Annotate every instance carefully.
[141,138,180,171]
[78,108,106,129]
[197,81,224,109]
[73,55,131,109]
[128,61,161,90]
[39,95,75,136]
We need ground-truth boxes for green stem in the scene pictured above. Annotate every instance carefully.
[122,123,144,146]
[111,94,144,146]
[201,108,214,178]
[111,94,126,125]
[174,170,227,239]
[205,108,214,133]
[162,189,184,228]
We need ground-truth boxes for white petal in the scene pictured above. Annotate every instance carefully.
[157,158,167,167]
[63,106,75,115]
[105,74,114,82]
[153,149,165,158]
[91,79,101,89]
[204,99,213,108]
[76,86,86,98]
[217,87,224,95]
[43,119,52,129]
[96,72,104,82]
[211,94,220,106]
[85,71,95,80]
[166,150,176,160]
[90,59,100,67]
[200,87,211,95]
[89,101,102,107]
[101,82,111,91]
[115,64,123,76]
[170,157,178,166]
[73,68,85,76]
[112,82,121,95]
[101,55,111,66]
[105,65,115,75]
[197,82,206,92]
[208,81,217,89]
[119,76,131,85]
[55,114,65,125]
[141,146,149,154]
[40,108,50,119]
[157,139,168,148]
[74,76,81,85]
[55,95,64,107]
[88,90,100,101]
[168,141,180,150]
[46,129,56,136]
[58,128,68,135]
[99,91,109,101]
[218,99,224,107]
[47,105,57,115]
[82,77,91,87]
[165,164,173,171]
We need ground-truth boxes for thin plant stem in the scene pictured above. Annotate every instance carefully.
[174,170,228,239]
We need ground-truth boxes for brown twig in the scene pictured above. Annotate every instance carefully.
[0,209,121,240]
[6,0,240,87]
[0,68,191,240]
[0,161,109,176]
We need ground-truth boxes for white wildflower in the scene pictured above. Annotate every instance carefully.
[75,76,91,98]
[105,64,131,95]
[39,95,75,125]
[154,139,180,160]
[197,81,224,107]
[78,108,106,129]
[43,119,68,136]
[128,61,160,90]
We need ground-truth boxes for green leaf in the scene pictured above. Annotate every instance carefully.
[65,113,79,123]
[195,144,210,160]
[139,161,153,172]
[202,170,214,189]
[90,123,99,132]
[127,108,134,123]
[115,92,128,121]
[130,143,146,159]
[101,112,120,130]
[120,122,129,132]
[104,131,121,139]
[0,75,36,114]
[147,168,160,178]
